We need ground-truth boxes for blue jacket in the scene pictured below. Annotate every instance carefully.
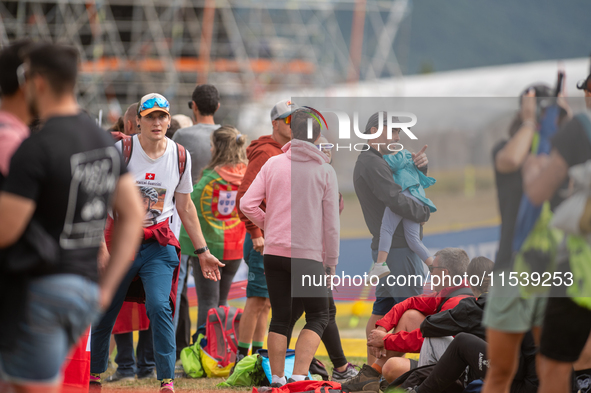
[384,150,437,212]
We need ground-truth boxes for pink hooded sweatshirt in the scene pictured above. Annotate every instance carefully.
[240,139,340,266]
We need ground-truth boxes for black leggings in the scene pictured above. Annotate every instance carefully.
[286,289,347,369]
[264,255,329,338]
[418,333,537,393]
[418,333,487,393]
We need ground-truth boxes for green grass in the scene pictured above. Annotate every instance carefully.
[99,355,368,392]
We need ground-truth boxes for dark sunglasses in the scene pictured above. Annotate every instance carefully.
[428,265,443,273]
[188,101,193,109]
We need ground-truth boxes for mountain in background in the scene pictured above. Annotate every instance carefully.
[391,0,591,75]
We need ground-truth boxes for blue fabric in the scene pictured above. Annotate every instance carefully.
[91,242,179,380]
[0,275,99,383]
[463,379,483,392]
[114,325,155,377]
[512,105,561,252]
[258,349,311,381]
[383,150,437,212]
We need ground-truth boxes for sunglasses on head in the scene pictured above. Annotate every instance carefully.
[139,96,169,114]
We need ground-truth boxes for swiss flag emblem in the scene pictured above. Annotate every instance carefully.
[145,173,156,180]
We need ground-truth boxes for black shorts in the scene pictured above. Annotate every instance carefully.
[540,297,591,362]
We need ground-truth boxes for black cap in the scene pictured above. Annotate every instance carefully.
[364,112,401,134]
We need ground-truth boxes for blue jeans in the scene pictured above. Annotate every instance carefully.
[91,242,179,380]
[173,254,190,331]
[114,324,155,377]
[372,247,424,315]
[0,274,99,384]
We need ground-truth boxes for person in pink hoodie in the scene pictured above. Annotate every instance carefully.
[240,108,340,386]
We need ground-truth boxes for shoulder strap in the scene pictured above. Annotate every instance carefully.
[575,112,591,145]
[175,142,187,186]
[435,287,473,313]
[122,136,133,165]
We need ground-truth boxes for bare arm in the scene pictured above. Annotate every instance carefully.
[175,191,224,280]
[99,173,144,310]
[523,149,568,206]
[495,90,537,173]
[0,192,36,248]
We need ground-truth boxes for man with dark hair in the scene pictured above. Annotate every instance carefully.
[241,108,340,386]
[0,39,33,179]
[173,84,221,183]
[0,42,144,393]
[352,111,431,368]
[172,84,221,346]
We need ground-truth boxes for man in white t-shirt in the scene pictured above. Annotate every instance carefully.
[90,93,223,393]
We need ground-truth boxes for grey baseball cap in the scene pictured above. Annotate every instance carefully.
[270,99,298,121]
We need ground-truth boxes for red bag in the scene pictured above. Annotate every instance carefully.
[61,327,91,393]
[253,380,343,393]
[203,306,243,367]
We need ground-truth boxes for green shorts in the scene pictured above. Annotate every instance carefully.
[483,269,547,332]
[244,233,269,298]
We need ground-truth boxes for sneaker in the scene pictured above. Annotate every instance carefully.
[332,363,359,383]
[229,353,245,376]
[340,364,381,393]
[368,262,390,280]
[137,370,156,380]
[160,379,175,392]
[287,377,310,383]
[89,373,102,389]
[104,371,135,383]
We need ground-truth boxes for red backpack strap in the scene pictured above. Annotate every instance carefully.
[122,136,133,166]
[175,142,187,180]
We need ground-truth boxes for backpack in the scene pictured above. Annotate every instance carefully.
[309,358,329,381]
[180,332,205,378]
[254,380,342,393]
[121,135,187,185]
[202,305,243,368]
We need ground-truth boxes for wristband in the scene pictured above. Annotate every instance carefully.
[194,246,209,255]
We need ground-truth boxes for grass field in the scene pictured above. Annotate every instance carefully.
[98,355,367,392]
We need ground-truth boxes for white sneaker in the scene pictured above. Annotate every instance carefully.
[368,262,390,279]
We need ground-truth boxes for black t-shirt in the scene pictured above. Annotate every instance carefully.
[2,112,127,282]
[492,140,523,270]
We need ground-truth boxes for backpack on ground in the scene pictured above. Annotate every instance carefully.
[258,349,312,383]
[217,353,267,388]
[309,358,329,381]
[202,305,243,368]
[253,380,342,393]
[180,332,205,378]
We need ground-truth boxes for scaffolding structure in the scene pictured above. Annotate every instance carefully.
[0,0,411,125]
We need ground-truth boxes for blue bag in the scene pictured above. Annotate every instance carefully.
[258,349,312,381]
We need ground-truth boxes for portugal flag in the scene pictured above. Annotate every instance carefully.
[179,168,246,260]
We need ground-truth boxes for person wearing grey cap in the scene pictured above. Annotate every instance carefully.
[353,112,431,367]
[232,99,296,370]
